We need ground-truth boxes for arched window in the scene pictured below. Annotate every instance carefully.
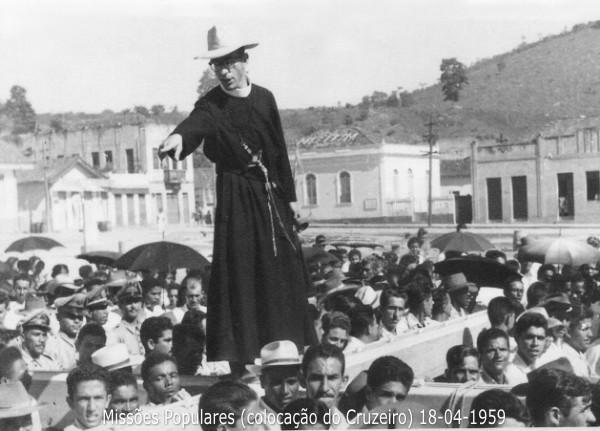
[306,174,317,205]
[339,171,352,203]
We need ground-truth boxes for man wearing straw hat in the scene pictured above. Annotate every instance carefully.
[0,381,46,431]
[159,26,313,374]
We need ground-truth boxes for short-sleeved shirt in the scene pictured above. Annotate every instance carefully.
[45,331,78,371]
[108,318,144,356]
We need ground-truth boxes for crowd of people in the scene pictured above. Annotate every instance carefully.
[1,229,600,429]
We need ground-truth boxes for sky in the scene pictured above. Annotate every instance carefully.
[1,0,599,113]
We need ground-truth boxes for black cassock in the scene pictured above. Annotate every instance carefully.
[173,84,313,363]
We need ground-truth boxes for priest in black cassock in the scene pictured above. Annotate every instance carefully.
[159,26,314,374]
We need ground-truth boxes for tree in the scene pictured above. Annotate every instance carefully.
[197,68,219,97]
[151,104,165,116]
[399,91,415,108]
[3,85,36,134]
[440,58,468,102]
[134,106,150,117]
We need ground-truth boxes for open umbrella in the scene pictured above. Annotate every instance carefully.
[5,236,64,253]
[518,237,600,266]
[430,231,495,253]
[76,251,121,267]
[434,256,520,288]
[114,241,210,272]
[302,247,340,267]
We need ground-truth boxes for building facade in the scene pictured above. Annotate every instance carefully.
[21,123,195,232]
[294,129,453,223]
[472,117,600,223]
[0,142,34,233]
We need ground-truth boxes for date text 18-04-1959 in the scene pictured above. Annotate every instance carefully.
[420,409,506,427]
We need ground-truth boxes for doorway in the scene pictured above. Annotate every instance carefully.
[557,173,574,218]
[486,178,502,221]
[511,176,528,220]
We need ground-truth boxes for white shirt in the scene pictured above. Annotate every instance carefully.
[563,343,593,378]
[344,336,366,354]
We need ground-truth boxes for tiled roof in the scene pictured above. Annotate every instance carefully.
[0,140,33,164]
[296,128,376,150]
[16,156,105,184]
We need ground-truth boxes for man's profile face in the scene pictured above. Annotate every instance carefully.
[145,360,181,405]
[560,396,595,427]
[516,326,546,363]
[481,337,509,377]
[68,380,111,429]
[151,329,173,355]
[59,311,84,338]
[321,327,349,350]
[23,328,48,358]
[569,318,593,352]
[304,357,346,409]
[448,356,480,383]
[366,381,408,411]
[261,366,301,412]
[382,297,406,331]
[211,52,248,91]
[89,306,109,326]
[109,384,139,414]
[145,286,163,307]
[507,281,524,301]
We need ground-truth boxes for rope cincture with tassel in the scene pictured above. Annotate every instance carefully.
[240,139,296,257]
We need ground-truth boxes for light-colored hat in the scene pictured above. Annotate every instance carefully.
[0,381,46,418]
[195,25,258,60]
[54,293,87,314]
[91,344,144,371]
[20,308,51,332]
[443,272,475,293]
[246,340,301,376]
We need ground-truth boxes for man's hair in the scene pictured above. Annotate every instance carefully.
[75,323,106,347]
[66,363,110,399]
[405,281,432,313]
[485,250,507,261]
[109,369,138,393]
[321,311,351,334]
[140,316,173,353]
[476,328,509,354]
[181,275,202,291]
[445,345,479,370]
[12,274,31,286]
[0,346,22,379]
[487,296,517,327]
[78,265,93,279]
[407,237,420,248]
[141,352,177,383]
[199,381,257,431]
[526,281,548,308]
[302,344,345,377]
[514,312,547,338]
[51,264,69,278]
[379,287,407,309]
[348,249,362,260]
[367,356,414,390]
[348,304,375,337]
[568,308,594,331]
[526,368,592,425]
[470,389,529,427]
[172,324,205,375]
[281,398,329,431]
[537,264,556,280]
[140,278,163,296]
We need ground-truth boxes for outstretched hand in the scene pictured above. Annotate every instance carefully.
[158,133,183,161]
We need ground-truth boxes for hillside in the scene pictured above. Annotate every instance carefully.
[15,21,600,149]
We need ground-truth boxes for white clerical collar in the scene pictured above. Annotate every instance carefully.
[219,79,252,98]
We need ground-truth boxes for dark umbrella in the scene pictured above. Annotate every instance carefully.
[5,236,65,253]
[302,247,340,267]
[430,231,495,253]
[434,256,520,288]
[114,241,210,272]
[76,251,121,267]
[330,241,384,249]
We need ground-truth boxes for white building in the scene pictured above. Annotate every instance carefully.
[294,129,453,223]
[0,142,34,233]
[19,122,195,232]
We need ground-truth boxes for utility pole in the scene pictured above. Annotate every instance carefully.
[423,115,437,227]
